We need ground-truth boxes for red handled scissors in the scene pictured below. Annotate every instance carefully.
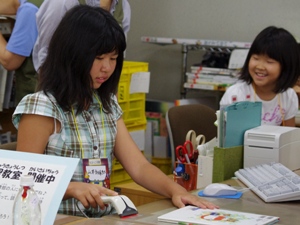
[175,141,195,163]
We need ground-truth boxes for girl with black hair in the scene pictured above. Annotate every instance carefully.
[12,5,217,217]
[220,26,300,126]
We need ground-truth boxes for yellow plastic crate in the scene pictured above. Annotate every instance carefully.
[118,61,148,128]
[126,118,147,131]
[151,157,173,175]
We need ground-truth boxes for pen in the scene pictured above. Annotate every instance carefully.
[184,154,191,164]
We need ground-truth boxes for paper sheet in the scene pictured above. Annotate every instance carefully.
[228,49,249,69]
[130,72,150,94]
[0,150,79,225]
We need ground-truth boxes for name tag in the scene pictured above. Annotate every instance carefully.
[82,158,110,188]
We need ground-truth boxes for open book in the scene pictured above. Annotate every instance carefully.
[158,206,279,225]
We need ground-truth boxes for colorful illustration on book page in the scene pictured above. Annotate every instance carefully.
[191,207,275,224]
[198,210,247,222]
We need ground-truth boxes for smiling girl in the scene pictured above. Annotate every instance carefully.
[220,26,300,126]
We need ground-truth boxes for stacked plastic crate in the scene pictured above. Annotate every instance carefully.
[110,61,148,189]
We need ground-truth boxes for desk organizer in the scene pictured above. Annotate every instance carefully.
[212,145,243,183]
[174,162,198,191]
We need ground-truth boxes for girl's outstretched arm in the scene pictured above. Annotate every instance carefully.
[114,118,219,209]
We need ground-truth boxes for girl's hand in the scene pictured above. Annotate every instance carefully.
[66,182,118,209]
[171,192,219,209]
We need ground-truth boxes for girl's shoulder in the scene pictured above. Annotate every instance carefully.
[220,82,252,106]
[281,87,298,100]
[110,94,123,119]
[13,92,62,129]
[283,87,298,95]
[225,81,251,94]
[20,91,57,105]
[14,92,61,119]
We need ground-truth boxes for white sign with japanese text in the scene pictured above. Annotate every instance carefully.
[85,165,107,181]
[0,150,79,225]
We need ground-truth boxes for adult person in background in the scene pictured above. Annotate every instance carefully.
[0,0,43,104]
[32,0,131,73]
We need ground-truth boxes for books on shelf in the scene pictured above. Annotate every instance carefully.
[184,82,228,91]
[184,65,240,91]
[184,66,238,91]
[158,205,280,225]
[186,73,238,84]
[186,79,237,87]
[190,66,239,76]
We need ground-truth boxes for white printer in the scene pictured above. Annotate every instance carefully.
[244,125,300,170]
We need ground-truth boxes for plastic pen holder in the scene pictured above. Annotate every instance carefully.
[174,162,198,191]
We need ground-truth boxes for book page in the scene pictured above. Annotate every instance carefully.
[158,205,279,225]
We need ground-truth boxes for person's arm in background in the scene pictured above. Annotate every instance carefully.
[0,1,25,70]
[0,3,38,70]
[32,0,77,72]
[284,118,295,127]
[0,32,25,70]
[100,0,111,11]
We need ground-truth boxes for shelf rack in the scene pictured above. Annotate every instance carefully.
[141,36,251,98]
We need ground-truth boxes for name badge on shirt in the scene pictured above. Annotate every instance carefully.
[82,158,110,188]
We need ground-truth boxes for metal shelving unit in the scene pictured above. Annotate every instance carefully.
[141,37,251,99]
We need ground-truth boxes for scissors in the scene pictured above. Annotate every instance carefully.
[175,141,195,163]
[186,130,206,150]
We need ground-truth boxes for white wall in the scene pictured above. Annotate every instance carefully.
[125,0,300,102]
